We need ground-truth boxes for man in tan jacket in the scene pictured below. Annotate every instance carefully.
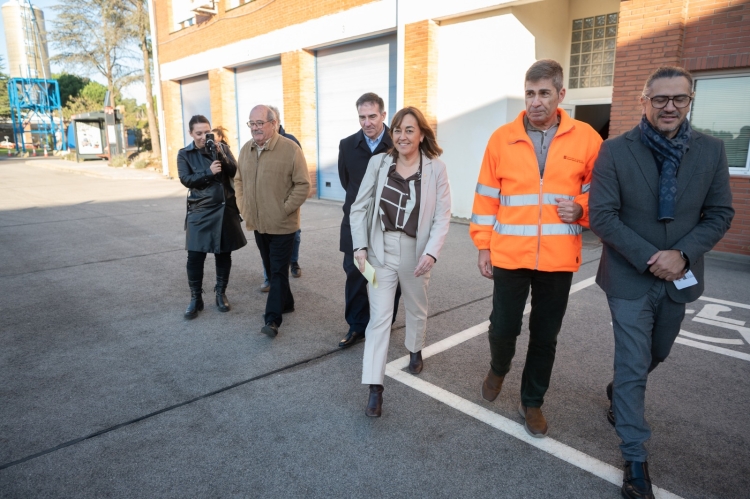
[236,105,310,337]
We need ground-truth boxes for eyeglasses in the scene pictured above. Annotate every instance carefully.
[246,120,274,129]
[642,94,693,109]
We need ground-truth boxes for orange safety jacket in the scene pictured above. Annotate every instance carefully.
[470,109,602,272]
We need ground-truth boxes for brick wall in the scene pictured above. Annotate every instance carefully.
[682,0,750,71]
[714,176,750,255]
[610,0,688,137]
[403,20,439,132]
[162,80,183,178]
[282,50,318,197]
[154,0,376,64]
[612,0,750,257]
[209,68,239,151]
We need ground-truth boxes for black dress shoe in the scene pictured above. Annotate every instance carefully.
[261,322,279,337]
[339,330,364,348]
[607,381,616,427]
[622,461,654,499]
[365,384,383,417]
[408,351,423,374]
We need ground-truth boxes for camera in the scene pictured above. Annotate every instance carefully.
[204,133,217,157]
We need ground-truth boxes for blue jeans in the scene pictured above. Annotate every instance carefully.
[607,279,685,462]
[264,229,300,281]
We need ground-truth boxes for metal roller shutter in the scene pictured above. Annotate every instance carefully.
[316,35,396,201]
[235,59,284,150]
[180,75,211,147]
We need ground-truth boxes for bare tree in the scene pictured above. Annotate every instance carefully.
[50,0,139,108]
[126,0,160,157]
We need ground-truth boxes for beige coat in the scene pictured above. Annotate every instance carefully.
[350,153,452,266]
[235,133,311,234]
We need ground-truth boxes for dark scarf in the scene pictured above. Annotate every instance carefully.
[639,115,691,222]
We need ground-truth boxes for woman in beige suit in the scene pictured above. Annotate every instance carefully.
[350,106,451,417]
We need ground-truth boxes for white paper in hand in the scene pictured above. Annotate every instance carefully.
[673,270,698,290]
[360,260,378,288]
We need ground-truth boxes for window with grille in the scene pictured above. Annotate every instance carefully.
[690,74,750,175]
[569,13,618,89]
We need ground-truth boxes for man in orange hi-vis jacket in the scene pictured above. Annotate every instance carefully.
[470,59,602,438]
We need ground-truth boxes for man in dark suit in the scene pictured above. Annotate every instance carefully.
[589,66,734,499]
[337,92,400,348]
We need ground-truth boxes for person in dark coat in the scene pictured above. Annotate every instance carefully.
[337,92,401,348]
[178,115,247,319]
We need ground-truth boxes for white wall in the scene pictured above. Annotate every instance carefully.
[436,13,535,219]
[235,59,284,150]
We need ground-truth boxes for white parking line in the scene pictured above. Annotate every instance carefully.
[386,275,683,498]
[699,296,750,310]
[675,336,750,362]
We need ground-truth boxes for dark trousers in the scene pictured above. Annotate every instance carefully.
[607,279,685,462]
[343,252,401,334]
[254,231,295,326]
[488,267,573,408]
[186,251,232,286]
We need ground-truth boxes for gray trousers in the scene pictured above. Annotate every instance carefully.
[607,279,686,462]
[362,231,430,385]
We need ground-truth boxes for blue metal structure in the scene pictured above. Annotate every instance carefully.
[7,0,66,153]
[8,78,65,152]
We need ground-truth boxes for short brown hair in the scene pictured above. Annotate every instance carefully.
[525,59,564,92]
[388,107,443,160]
[355,92,385,114]
[642,66,694,94]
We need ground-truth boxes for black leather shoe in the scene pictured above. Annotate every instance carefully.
[408,351,423,374]
[339,330,364,349]
[607,381,616,427]
[365,384,383,417]
[261,322,279,337]
[622,461,654,499]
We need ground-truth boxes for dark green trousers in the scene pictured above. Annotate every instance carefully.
[489,267,573,408]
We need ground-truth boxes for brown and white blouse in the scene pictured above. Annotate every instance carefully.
[379,157,421,238]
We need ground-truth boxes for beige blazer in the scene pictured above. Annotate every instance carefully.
[350,153,452,266]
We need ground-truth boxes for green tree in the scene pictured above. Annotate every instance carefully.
[125,0,160,157]
[80,81,108,104]
[54,73,89,107]
[50,0,139,108]
[0,56,9,119]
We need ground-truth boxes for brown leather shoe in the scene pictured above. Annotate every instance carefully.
[365,385,383,417]
[518,403,548,437]
[408,351,423,374]
[480,369,505,402]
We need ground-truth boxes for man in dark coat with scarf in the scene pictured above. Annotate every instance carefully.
[589,67,734,499]
[177,115,247,319]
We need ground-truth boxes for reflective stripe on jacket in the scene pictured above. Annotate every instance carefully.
[470,109,602,272]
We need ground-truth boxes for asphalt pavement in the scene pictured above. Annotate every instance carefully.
[1,157,749,498]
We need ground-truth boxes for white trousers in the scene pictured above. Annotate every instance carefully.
[361,231,431,385]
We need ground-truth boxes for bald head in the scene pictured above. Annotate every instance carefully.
[248,105,277,146]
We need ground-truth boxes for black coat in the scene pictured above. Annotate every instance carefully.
[177,141,247,254]
[337,126,393,253]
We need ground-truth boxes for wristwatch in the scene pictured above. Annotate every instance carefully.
[679,250,689,270]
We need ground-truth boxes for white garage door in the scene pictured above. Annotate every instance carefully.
[235,59,284,150]
[181,74,211,147]
[316,35,396,201]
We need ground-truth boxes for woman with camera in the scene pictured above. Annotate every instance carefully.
[177,115,247,319]
[349,106,452,417]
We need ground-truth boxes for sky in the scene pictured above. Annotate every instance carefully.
[0,0,147,103]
